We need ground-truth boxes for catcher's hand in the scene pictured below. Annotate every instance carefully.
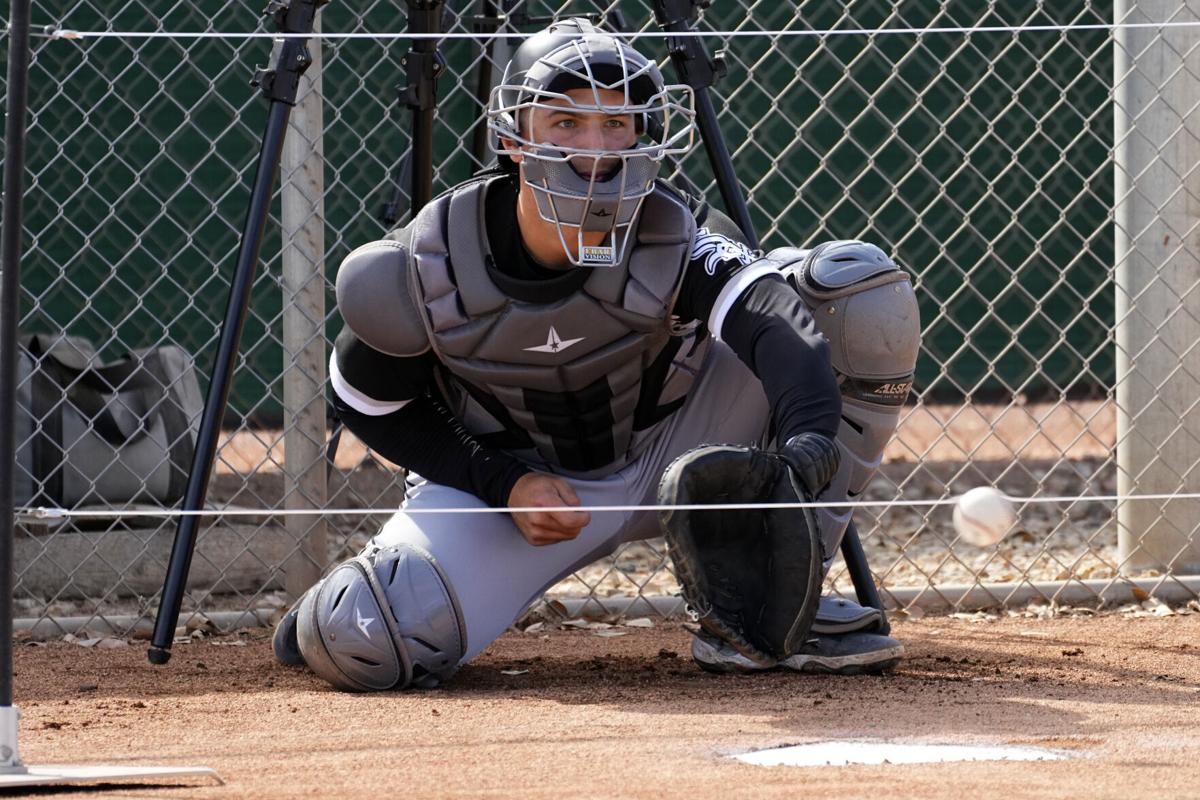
[658,444,824,667]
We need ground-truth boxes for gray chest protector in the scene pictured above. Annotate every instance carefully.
[407,177,702,477]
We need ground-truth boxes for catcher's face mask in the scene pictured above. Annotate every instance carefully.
[488,20,695,267]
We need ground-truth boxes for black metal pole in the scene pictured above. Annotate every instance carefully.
[841,520,889,633]
[651,0,758,249]
[149,0,324,665]
[381,0,444,225]
[469,0,498,171]
[405,0,444,214]
[0,0,32,706]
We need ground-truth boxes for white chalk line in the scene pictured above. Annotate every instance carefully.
[15,492,1195,521]
[31,20,1200,42]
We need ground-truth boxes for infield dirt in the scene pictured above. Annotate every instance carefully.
[10,614,1200,799]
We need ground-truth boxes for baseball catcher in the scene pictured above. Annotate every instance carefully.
[272,19,920,689]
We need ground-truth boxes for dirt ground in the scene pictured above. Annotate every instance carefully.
[8,614,1200,799]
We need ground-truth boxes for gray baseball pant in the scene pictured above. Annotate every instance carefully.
[365,341,770,661]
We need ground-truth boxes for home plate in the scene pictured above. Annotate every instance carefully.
[0,764,222,788]
[731,741,1075,767]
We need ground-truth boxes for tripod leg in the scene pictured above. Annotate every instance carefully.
[468,0,499,174]
[148,0,324,666]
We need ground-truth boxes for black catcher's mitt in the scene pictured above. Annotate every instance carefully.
[658,443,825,667]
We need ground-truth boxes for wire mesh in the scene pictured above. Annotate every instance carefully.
[10,0,1200,636]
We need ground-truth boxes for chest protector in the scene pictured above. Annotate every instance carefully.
[406,176,703,477]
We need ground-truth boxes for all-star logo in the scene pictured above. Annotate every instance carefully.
[355,607,375,637]
[592,208,611,217]
[524,326,585,354]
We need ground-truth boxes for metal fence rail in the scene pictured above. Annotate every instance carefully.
[10,0,1200,635]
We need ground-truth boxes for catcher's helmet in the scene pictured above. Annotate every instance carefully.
[487,18,695,266]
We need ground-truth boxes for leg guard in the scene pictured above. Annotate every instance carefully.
[295,543,467,692]
[778,240,921,563]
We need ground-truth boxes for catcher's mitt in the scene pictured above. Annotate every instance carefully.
[658,444,824,667]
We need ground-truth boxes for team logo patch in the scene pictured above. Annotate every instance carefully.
[692,228,756,275]
[843,377,913,406]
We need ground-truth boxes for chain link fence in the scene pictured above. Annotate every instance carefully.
[11,0,1200,635]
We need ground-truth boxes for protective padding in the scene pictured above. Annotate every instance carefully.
[335,239,429,358]
[781,240,922,562]
[371,544,468,688]
[521,146,660,231]
[296,544,467,692]
[785,241,921,383]
[295,560,405,692]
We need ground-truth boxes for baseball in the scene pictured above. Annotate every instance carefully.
[952,487,1018,546]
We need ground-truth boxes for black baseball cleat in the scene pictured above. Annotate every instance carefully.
[691,630,903,676]
[271,602,306,667]
[690,631,776,674]
[779,631,904,675]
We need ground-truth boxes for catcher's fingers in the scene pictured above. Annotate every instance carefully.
[508,473,590,545]
[522,521,582,546]
[545,482,590,533]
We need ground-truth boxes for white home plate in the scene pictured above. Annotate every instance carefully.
[732,741,1073,767]
[0,765,222,788]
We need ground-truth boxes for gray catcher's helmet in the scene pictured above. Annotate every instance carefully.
[488,18,696,267]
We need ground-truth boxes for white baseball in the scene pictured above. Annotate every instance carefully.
[952,487,1018,547]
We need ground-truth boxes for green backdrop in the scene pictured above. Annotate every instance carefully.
[21,1,1114,424]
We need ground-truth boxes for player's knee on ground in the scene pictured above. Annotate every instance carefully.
[778,241,921,558]
[295,544,466,691]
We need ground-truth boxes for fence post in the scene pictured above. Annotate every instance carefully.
[1114,1,1200,574]
[280,17,328,598]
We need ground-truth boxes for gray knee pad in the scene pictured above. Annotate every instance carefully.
[295,544,467,692]
[777,241,921,560]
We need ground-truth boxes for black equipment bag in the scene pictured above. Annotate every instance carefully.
[14,333,203,508]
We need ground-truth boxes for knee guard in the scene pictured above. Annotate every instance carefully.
[295,544,467,691]
[778,240,921,561]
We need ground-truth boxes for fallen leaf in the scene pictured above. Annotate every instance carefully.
[592,630,629,638]
[522,622,545,634]
[94,638,128,650]
[560,619,589,629]
[624,618,654,628]
[186,615,217,634]
[500,669,529,676]
[1130,586,1151,602]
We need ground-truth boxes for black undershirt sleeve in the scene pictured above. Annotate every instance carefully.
[719,273,843,442]
[672,206,755,323]
[668,198,843,442]
[332,327,533,508]
[333,393,533,509]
